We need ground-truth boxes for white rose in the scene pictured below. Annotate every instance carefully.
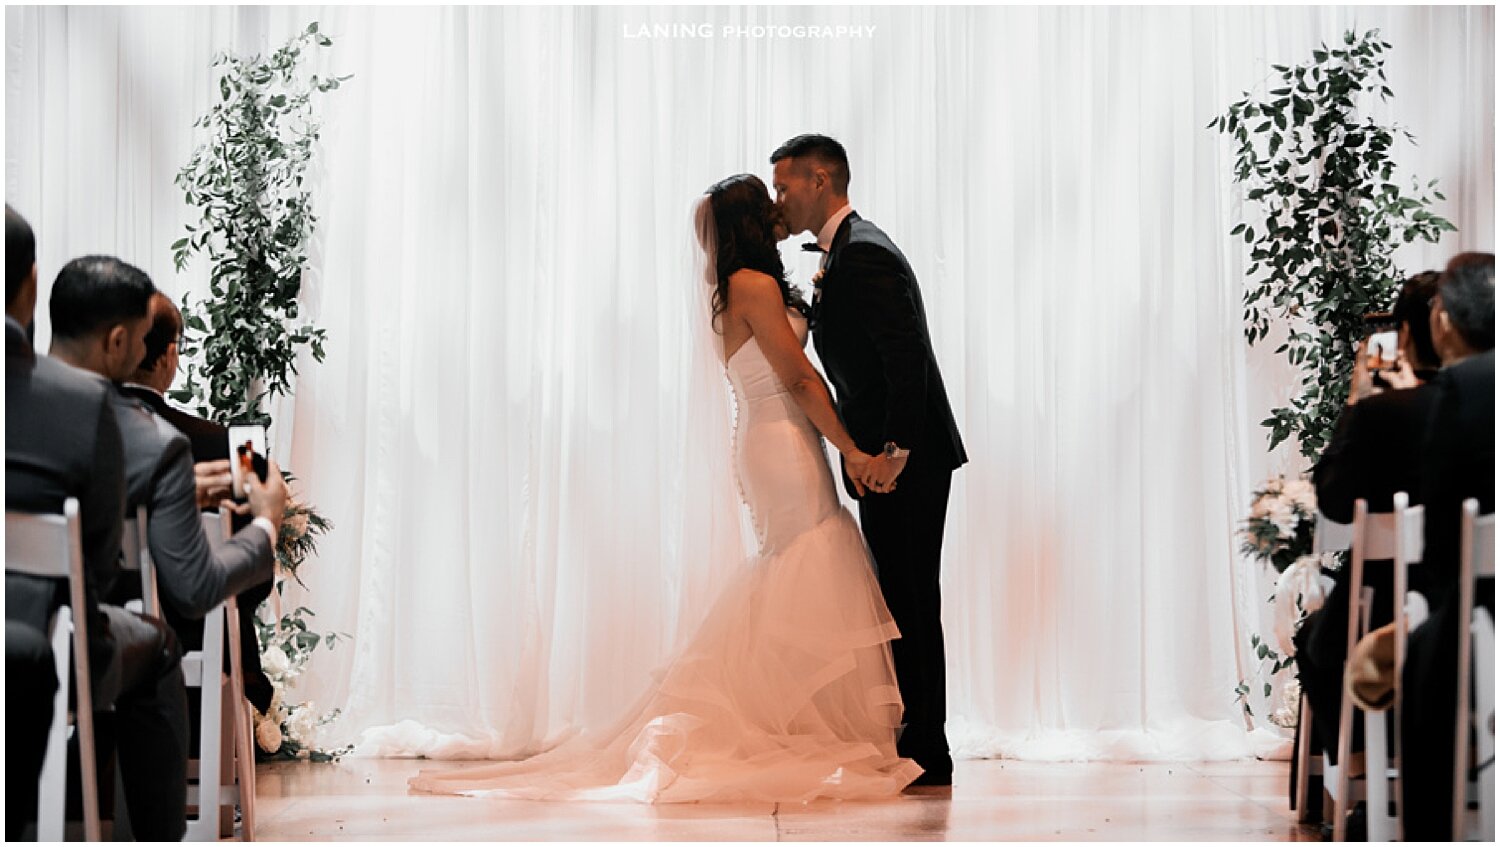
[262,646,291,678]
[1250,496,1272,519]
[1267,501,1298,537]
[256,718,284,754]
[1284,479,1318,514]
[287,705,320,744]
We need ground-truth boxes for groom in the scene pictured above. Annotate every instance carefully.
[770,134,967,786]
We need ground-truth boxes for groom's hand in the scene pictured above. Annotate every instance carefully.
[861,454,908,495]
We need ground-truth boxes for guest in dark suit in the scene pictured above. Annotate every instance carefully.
[771,135,967,786]
[5,210,188,841]
[1294,272,1441,766]
[126,294,227,463]
[1402,252,1494,841]
[122,292,276,714]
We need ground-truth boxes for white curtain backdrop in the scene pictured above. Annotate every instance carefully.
[6,5,1493,762]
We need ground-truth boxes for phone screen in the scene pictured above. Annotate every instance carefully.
[228,425,269,500]
[1368,330,1399,364]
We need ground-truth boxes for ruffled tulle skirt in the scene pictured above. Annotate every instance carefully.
[409,509,921,803]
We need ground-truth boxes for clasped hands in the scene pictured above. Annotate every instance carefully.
[843,450,907,497]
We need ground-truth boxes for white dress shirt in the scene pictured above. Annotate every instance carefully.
[816,203,855,260]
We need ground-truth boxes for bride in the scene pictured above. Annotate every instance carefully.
[410,174,921,803]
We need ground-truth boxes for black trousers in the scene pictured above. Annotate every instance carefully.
[6,621,57,840]
[856,467,954,778]
[98,606,189,842]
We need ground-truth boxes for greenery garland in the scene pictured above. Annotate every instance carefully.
[173,22,350,759]
[1213,28,1456,724]
[171,21,348,423]
[1211,28,1454,462]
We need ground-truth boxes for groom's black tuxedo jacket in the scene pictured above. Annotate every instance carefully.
[812,212,967,488]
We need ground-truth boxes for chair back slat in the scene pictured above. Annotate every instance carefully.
[6,509,73,579]
[120,504,161,618]
[1355,511,1399,562]
[200,507,232,550]
[1315,512,1356,554]
[1397,502,1426,566]
[1472,507,1496,579]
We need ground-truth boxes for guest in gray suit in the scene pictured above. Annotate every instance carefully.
[47,257,289,622]
[4,208,187,840]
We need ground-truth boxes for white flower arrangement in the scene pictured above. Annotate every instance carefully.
[252,490,351,761]
[1235,474,1335,723]
[1240,474,1319,573]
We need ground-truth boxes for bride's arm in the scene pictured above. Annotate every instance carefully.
[729,270,871,465]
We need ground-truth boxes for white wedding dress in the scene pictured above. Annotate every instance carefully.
[410,309,921,803]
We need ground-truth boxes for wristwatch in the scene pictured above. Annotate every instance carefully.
[883,441,910,460]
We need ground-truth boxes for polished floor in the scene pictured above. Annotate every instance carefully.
[254,757,1322,841]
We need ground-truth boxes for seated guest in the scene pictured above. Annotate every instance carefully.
[47,257,289,623]
[1294,272,1442,770]
[123,292,276,715]
[125,293,230,464]
[1402,252,1495,841]
[5,208,188,841]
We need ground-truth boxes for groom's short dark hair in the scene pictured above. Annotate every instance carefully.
[770,134,850,195]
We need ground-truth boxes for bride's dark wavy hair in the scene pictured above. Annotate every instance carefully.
[695,174,806,333]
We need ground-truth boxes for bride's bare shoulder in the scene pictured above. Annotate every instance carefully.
[727,268,779,296]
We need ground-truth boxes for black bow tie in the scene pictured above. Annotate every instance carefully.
[801,242,826,253]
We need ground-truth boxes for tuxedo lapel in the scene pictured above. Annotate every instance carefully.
[811,211,859,336]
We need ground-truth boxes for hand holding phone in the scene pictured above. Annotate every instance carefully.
[244,457,289,535]
[1348,336,1380,406]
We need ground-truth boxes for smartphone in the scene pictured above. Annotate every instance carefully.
[1368,330,1399,364]
[228,425,269,500]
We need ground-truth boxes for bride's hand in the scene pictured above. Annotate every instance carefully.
[843,450,874,496]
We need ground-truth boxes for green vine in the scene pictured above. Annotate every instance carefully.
[172,22,350,760]
[1211,28,1454,462]
[171,21,349,424]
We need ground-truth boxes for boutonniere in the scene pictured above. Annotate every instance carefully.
[812,268,826,288]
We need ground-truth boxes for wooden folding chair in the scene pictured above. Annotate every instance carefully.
[1309,499,1402,841]
[176,506,258,841]
[1453,498,1495,841]
[6,499,101,842]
